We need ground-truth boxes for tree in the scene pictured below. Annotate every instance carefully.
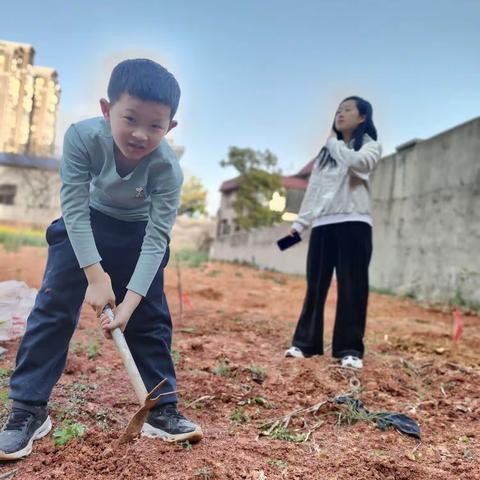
[179,175,208,216]
[220,147,283,230]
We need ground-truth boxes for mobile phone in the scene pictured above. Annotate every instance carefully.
[277,231,302,251]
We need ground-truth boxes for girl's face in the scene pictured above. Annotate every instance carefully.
[334,100,365,134]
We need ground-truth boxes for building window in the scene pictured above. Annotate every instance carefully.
[219,219,231,236]
[0,184,17,205]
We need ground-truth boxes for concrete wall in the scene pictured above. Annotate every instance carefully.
[170,215,216,252]
[369,117,480,304]
[210,223,310,274]
[0,165,60,227]
[210,117,480,305]
[217,190,239,236]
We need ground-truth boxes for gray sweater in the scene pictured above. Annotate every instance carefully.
[292,135,382,233]
[60,117,183,297]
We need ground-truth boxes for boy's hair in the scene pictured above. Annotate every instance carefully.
[107,58,180,118]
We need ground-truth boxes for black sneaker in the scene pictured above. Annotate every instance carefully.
[142,403,203,443]
[0,402,51,460]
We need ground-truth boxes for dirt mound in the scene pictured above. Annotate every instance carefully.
[0,246,479,479]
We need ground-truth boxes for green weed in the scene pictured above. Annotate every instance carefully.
[230,406,250,425]
[213,359,232,378]
[248,364,266,383]
[53,420,86,446]
[267,425,306,442]
[194,467,216,479]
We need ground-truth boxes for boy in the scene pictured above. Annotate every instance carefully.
[0,59,203,460]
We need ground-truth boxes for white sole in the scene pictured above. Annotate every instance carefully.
[141,423,203,443]
[284,348,305,358]
[0,415,52,461]
[341,362,363,369]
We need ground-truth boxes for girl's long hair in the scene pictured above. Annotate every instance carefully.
[317,96,377,169]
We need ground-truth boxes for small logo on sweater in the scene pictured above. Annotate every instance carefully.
[135,186,145,199]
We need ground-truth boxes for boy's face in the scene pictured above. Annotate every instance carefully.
[100,93,177,162]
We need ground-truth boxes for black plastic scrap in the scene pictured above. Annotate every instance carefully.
[334,396,421,439]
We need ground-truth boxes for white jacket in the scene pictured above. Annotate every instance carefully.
[292,134,382,233]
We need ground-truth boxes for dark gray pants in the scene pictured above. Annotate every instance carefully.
[9,208,177,405]
[292,221,372,358]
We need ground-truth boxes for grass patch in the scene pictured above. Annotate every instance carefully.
[268,458,288,469]
[213,359,232,378]
[182,440,193,451]
[86,339,100,359]
[53,382,97,420]
[171,349,181,366]
[95,408,113,431]
[230,406,250,425]
[333,401,382,427]
[248,364,266,383]
[176,327,197,334]
[194,467,216,479]
[0,368,12,379]
[172,249,209,268]
[0,390,9,406]
[450,289,480,312]
[238,396,274,409]
[0,225,46,252]
[207,269,221,277]
[70,341,82,355]
[267,425,306,442]
[369,285,395,296]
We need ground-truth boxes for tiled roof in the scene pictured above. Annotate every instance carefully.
[296,159,315,177]
[281,176,308,189]
[220,176,242,192]
[220,174,308,192]
[0,153,59,171]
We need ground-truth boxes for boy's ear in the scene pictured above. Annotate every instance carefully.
[167,120,178,133]
[100,98,111,121]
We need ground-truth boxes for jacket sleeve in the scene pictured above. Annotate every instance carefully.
[60,125,102,268]
[326,137,382,180]
[126,162,183,297]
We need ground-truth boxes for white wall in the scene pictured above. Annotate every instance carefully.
[210,117,480,305]
[0,165,60,227]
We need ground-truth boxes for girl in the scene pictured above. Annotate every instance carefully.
[284,96,382,369]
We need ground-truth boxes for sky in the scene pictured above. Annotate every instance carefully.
[1,0,479,213]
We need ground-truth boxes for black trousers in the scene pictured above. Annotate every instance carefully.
[10,208,177,406]
[292,221,372,358]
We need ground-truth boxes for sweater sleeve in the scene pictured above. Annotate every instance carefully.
[60,125,102,268]
[326,137,382,180]
[126,163,183,297]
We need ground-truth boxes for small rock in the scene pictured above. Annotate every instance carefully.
[190,340,204,351]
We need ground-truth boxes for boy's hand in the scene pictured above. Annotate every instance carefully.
[100,302,132,339]
[100,290,143,339]
[84,264,116,316]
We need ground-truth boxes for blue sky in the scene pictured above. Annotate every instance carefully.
[1,0,479,213]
